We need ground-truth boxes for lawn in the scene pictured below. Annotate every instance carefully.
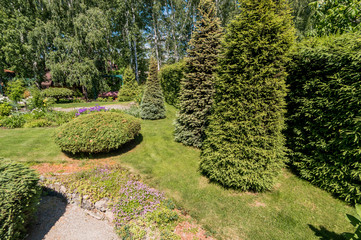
[0,105,355,239]
[53,101,131,108]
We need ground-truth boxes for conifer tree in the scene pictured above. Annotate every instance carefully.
[174,0,223,148]
[118,66,139,102]
[140,57,166,120]
[200,0,295,191]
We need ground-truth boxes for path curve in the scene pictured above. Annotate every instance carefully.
[26,196,119,240]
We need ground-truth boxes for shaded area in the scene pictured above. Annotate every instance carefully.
[64,134,143,160]
[26,189,118,240]
[26,190,67,240]
[308,224,346,240]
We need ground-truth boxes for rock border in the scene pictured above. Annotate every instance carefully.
[39,176,114,222]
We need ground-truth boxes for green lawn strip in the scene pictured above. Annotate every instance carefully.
[53,101,130,108]
[117,105,355,240]
[0,127,65,165]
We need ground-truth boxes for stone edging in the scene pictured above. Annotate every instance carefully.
[39,176,114,222]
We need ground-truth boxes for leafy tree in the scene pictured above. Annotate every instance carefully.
[140,57,166,120]
[309,0,361,36]
[7,79,25,103]
[174,0,223,148]
[200,0,295,191]
[289,0,315,37]
[118,66,139,102]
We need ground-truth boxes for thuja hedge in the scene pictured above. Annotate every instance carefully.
[286,32,361,204]
[0,161,41,240]
[159,60,185,108]
[54,112,141,154]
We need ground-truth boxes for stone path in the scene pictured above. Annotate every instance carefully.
[52,103,135,112]
[26,196,119,240]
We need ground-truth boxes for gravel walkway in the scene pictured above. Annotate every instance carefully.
[26,196,119,240]
[52,103,135,112]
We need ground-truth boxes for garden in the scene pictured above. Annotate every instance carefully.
[1,0,361,239]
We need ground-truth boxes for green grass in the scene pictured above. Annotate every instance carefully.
[53,101,130,108]
[0,105,356,239]
[0,128,66,164]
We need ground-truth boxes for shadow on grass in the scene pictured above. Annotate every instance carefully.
[26,187,67,240]
[308,224,345,240]
[63,134,143,160]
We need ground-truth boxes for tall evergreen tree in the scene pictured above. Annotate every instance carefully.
[117,66,139,102]
[200,0,295,191]
[174,0,222,148]
[140,57,166,120]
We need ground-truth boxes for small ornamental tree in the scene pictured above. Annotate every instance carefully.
[140,57,166,120]
[7,79,25,104]
[118,66,139,102]
[174,0,223,148]
[200,0,295,191]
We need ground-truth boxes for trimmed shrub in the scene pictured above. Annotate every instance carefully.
[24,119,53,128]
[200,0,295,191]
[118,67,140,102]
[0,102,12,116]
[174,0,222,148]
[54,112,141,154]
[159,60,185,107]
[0,161,41,240]
[41,88,74,102]
[286,33,361,204]
[140,57,166,120]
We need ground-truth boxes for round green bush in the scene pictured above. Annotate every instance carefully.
[41,87,74,101]
[54,112,141,154]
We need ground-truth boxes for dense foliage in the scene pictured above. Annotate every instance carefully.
[0,0,241,88]
[140,58,166,120]
[174,0,222,148]
[117,67,139,102]
[0,161,41,240]
[0,102,11,116]
[7,79,25,103]
[0,109,74,129]
[286,33,361,204]
[159,60,185,107]
[309,0,361,36]
[41,88,74,102]
[54,112,141,154]
[200,0,295,191]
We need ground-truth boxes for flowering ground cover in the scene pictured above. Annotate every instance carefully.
[75,104,107,116]
[47,165,210,239]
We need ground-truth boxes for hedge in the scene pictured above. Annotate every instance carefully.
[159,60,185,108]
[41,87,74,101]
[286,32,361,203]
[54,112,141,154]
[0,161,41,240]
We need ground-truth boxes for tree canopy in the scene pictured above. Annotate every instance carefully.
[0,0,240,92]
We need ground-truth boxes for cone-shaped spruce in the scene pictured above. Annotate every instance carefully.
[174,0,223,148]
[200,0,295,191]
[140,57,166,120]
[118,66,139,102]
